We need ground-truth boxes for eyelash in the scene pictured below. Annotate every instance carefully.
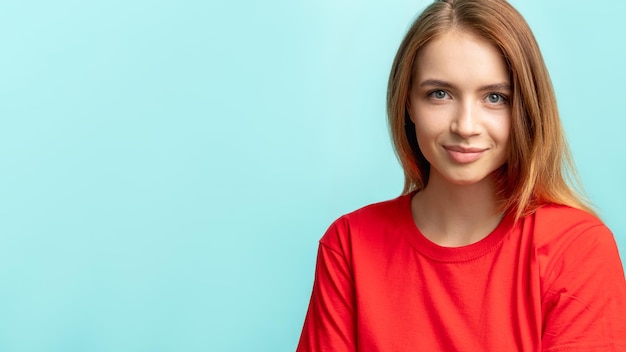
[428,90,450,100]
[485,93,508,105]
[427,90,509,105]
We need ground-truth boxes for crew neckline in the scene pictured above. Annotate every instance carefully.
[398,192,514,262]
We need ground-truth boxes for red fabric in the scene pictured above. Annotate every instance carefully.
[297,194,626,351]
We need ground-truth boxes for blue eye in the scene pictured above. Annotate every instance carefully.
[486,93,507,104]
[429,90,448,99]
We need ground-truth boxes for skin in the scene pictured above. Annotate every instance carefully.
[407,29,512,247]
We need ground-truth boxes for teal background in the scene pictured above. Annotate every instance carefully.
[1,0,624,351]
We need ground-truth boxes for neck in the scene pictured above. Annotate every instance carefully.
[411,172,504,247]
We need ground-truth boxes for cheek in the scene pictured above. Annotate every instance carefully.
[411,105,449,135]
[495,117,512,146]
[483,111,512,146]
[412,113,446,158]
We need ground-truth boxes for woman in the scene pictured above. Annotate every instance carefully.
[297,0,626,350]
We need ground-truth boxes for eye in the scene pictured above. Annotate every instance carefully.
[428,90,449,100]
[485,93,508,104]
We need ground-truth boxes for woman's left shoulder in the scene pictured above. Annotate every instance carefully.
[527,203,615,254]
[529,204,606,232]
[532,203,603,225]
[531,205,626,349]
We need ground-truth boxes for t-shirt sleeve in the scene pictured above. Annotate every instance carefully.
[541,224,626,351]
[296,220,356,352]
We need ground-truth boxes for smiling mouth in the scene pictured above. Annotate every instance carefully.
[444,146,488,163]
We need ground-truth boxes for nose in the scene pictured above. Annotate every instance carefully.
[450,101,481,138]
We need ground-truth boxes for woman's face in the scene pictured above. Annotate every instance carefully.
[408,30,511,187]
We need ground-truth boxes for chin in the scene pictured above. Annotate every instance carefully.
[448,178,486,186]
[442,172,497,186]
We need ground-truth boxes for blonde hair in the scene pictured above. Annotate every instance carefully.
[387,0,593,219]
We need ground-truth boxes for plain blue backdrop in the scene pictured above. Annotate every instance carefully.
[0,0,624,351]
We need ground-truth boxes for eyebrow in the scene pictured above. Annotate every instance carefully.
[419,79,511,92]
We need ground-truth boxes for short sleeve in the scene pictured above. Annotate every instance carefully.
[541,224,626,351]
[296,220,357,352]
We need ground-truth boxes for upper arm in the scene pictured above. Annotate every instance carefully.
[296,222,356,352]
[541,225,626,351]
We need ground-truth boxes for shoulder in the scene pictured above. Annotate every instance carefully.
[319,194,410,254]
[531,203,600,225]
[529,206,626,349]
[526,204,623,289]
[526,204,609,248]
[343,195,406,225]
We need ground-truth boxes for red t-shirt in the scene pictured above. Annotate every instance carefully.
[297,194,626,351]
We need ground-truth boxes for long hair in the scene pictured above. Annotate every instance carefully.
[387,0,593,219]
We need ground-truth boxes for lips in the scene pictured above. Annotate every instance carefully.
[444,145,488,163]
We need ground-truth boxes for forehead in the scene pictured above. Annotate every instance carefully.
[414,30,510,87]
